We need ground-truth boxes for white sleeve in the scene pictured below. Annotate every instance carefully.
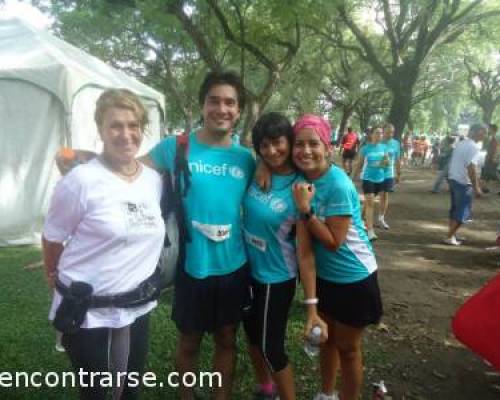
[43,177,86,243]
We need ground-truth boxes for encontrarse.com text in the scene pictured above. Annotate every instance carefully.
[0,370,222,389]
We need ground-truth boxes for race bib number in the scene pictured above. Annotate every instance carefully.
[244,230,267,252]
[192,221,232,242]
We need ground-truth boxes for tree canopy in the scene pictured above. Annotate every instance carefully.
[38,0,500,139]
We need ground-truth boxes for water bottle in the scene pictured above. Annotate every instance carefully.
[303,326,322,357]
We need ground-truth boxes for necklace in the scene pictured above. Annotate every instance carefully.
[99,155,140,178]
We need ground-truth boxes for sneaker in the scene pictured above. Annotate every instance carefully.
[313,392,339,400]
[443,236,462,246]
[54,343,65,353]
[368,230,378,241]
[455,235,467,242]
[378,217,390,230]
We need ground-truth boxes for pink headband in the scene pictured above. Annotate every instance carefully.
[293,114,332,148]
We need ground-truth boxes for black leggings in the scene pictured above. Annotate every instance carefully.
[243,278,296,373]
[62,313,150,400]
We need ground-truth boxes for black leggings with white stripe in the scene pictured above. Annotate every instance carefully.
[62,313,150,400]
[243,278,296,373]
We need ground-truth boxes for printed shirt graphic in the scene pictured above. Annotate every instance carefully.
[310,166,377,283]
[243,173,299,284]
[360,143,387,183]
[150,131,256,278]
[43,159,165,328]
[383,138,401,179]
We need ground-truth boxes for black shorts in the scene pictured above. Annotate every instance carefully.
[362,180,384,195]
[172,264,250,334]
[381,178,395,192]
[342,149,357,160]
[243,278,296,373]
[317,272,383,328]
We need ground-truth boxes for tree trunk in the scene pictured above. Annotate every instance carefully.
[481,102,495,124]
[338,105,354,142]
[183,109,194,134]
[241,100,261,147]
[388,91,412,139]
[357,108,371,133]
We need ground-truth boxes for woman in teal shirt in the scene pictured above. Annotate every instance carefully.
[243,112,326,400]
[292,114,382,400]
[353,126,388,241]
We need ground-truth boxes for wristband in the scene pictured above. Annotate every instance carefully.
[302,297,319,305]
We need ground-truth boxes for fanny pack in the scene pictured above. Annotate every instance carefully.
[53,268,161,334]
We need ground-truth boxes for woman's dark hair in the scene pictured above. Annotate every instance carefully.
[251,112,294,156]
[198,70,246,111]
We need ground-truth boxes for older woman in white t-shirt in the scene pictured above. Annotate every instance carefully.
[42,89,165,400]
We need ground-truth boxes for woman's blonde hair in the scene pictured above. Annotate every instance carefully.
[94,88,148,130]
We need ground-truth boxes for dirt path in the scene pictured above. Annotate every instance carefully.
[361,166,500,400]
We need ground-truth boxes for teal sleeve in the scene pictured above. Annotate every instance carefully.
[149,136,176,172]
[324,178,353,217]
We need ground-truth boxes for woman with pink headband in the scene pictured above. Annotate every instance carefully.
[292,114,383,400]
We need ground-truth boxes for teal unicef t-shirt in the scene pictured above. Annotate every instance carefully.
[360,143,387,183]
[383,138,401,179]
[149,132,256,279]
[310,166,378,283]
[243,173,299,284]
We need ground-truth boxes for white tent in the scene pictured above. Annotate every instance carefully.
[0,18,165,246]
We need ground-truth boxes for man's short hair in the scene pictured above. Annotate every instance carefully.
[489,123,498,132]
[469,123,488,138]
[198,70,246,111]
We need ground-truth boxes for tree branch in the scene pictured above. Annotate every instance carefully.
[165,0,220,70]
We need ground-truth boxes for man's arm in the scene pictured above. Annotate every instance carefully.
[467,163,482,196]
[138,154,159,171]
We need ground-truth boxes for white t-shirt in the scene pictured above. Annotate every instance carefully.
[448,139,480,185]
[43,159,165,329]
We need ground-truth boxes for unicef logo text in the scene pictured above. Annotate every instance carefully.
[229,166,244,179]
[189,161,245,179]
[270,198,287,213]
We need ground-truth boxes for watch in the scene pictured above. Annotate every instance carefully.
[300,207,315,221]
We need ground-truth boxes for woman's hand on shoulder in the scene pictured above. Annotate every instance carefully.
[55,148,96,175]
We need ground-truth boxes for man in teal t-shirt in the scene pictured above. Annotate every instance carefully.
[378,123,401,230]
[143,71,255,400]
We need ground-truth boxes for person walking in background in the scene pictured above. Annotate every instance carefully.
[378,123,401,230]
[481,123,498,189]
[340,127,360,176]
[431,135,456,193]
[443,124,487,246]
[353,126,387,241]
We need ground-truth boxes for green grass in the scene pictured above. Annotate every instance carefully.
[0,246,378,399]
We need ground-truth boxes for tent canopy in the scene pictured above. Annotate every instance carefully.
[0,17,166,246]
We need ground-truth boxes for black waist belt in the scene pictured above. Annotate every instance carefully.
[55,268,160,309]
